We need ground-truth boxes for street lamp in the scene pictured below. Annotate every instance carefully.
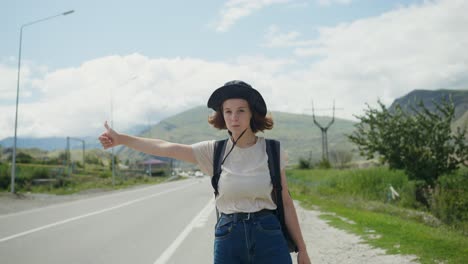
[11,10,75,193]
[110,75,138,186]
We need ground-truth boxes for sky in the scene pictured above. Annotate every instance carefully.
[1,0,467,140]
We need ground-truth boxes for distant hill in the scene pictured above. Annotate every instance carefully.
[0,136,102,152]
[0,107,358,166]
[117,106,358,166]
[0,124,149,152]
[389,89,468,129]
[3,89,466,166]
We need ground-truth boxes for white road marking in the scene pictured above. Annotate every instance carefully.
[0,182,197,243]
[154,198,215,264]
[194,199,216,229]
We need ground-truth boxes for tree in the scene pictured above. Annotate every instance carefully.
[349,99,467,204]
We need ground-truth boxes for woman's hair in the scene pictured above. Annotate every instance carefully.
[208,104,274,133]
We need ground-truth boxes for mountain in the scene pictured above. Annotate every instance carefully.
[0,125,149,152]
[3,89,466,166]
[389,89,468,129]
[117,106,358,166]
[0,136,102,152]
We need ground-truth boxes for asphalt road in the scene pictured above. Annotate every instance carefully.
[0,178,217,264]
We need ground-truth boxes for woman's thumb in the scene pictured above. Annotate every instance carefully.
[104,121,111,131]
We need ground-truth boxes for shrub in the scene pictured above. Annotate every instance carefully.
[10,165,52,191]
[53,176,72,188]
[316,159,331,169]
[298,157,312,169]
[431,169,468,232]
[99,171,111,179]
[16,152,34,163]
[32,167,49,179]
[85,154,103,165]
[0,163,10,190]
[398,180,422,209]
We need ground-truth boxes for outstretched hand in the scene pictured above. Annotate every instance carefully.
[98,121,120,149]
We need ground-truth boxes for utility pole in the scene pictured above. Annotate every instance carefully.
[311,100,343,162]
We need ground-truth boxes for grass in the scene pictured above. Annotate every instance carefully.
[287,168,468,264]
[0,163,174,195]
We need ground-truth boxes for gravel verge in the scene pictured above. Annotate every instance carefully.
[292,201,420,264]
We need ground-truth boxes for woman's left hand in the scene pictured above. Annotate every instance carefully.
[297,250,311,264]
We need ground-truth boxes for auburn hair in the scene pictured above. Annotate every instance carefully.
[208,105,274,133]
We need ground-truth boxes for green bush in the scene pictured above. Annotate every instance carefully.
[16,152,34,163]
[53,176,72,188]
[151,169,166,176]
[0,163,10,190]
[14,166,49,190]
[32,167,49,179]
[0,164,51,191]
[99,171,111,179]
[398,180,421,209]
[85,154,103,165]
[298,158,312,169]
[316,159,331,169]
[431,169,468,233]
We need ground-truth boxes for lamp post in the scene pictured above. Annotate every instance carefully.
[110,75,138,186]
[11,10,75,193]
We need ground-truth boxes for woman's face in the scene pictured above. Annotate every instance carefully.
[222,98,252,134]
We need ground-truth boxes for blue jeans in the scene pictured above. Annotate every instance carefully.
[213,212,292,264]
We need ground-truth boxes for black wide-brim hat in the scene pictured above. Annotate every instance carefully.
[207,80,267,116]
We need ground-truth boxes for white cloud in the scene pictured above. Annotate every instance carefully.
[263,0,468,111]
[317,0,352,6]
[215,0,291,32]
[0,59,51,105]
[0,54,296,139]
[1,0,467,141]
[263,25,318,48]
[0,64,17,100]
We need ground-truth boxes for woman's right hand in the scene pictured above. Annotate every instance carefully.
[98,121,120,149]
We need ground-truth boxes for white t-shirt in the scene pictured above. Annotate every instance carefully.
[191,137,287,214]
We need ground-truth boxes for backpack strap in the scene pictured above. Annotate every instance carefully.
[212,139,228,220]
[265,139,298,252]
[212,139,228,196]
[265,139,282,204]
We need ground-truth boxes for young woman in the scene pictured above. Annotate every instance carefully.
[99,80,311,264]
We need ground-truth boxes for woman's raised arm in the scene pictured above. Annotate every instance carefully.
[98,121,197,164]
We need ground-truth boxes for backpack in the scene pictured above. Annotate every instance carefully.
[211,138,299,253]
